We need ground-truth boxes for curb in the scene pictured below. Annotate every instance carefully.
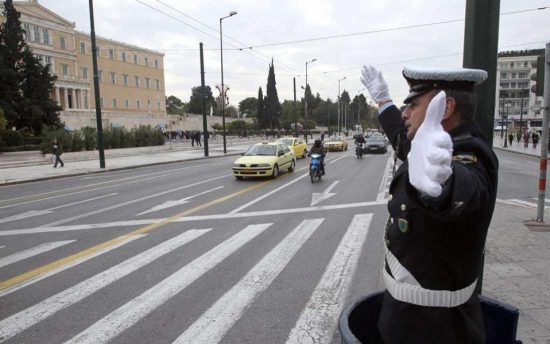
[0,152,243,186]
[492,146,541,159]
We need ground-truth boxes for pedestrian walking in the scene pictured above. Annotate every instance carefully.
[361,65,498,344]
[532,131,539,149]
[508,133,514,147]
[320,131,325,142]
[523,131,530,148]
[195,131,202,147]
[516,131,521,143]
[52,137,64,168]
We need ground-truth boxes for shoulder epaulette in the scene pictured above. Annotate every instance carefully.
[453,153,477,164]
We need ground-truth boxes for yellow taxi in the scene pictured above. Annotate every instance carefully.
[323,136,348,151]
[276,137,308,158]
[233,142,296,179]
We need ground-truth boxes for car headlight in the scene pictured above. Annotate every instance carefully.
[233,163,241,168]
[257,163,271,167]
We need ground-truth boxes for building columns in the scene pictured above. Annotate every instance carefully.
[70,88,75,109]
[63,87,69,110]
[55,87,60,105]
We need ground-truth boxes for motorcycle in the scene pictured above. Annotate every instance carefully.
[355,143,364,159]
[309,153,323,183]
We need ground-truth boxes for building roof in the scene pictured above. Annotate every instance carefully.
[498,49,545,58]
[11,0,75,28]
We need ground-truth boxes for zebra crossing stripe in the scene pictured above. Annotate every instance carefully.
[173,219,324,344]
[286,214,373,344]
[65,223,272,344]
[0,240,76,269]
[0,229,210,343]
[0,235,146,298]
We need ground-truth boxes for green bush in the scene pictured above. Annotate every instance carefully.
[71,131,84,152]
[40,128,71,154]
[81,127,97,150]
[1,130,24,146]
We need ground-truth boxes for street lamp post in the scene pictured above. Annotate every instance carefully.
[337,76,346,136]
[305,58,317,143]
[504,102,511,148]
[220,11,237,154]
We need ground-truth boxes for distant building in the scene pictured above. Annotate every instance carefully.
[1,0,168,130]
[495,49,544,132]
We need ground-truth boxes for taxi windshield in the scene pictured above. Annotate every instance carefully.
[278,138,293,146]
[245,145,277,156]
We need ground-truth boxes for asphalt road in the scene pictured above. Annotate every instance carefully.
[0,145,545,343]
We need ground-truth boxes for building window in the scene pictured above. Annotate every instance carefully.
[123,74,128,86]
[42,28,49,44]
[133,54,138,64]
[122,52,126,62]
[125,99,129,109]
[60,36,65,49]
[80,42,86,53]
[137,100,141,110]
[500,72,507,79]
[99,70,103,82]
[110,72,116,84]
[511,73,516,79]
[45,56,52,65]
[61,64,68,76]
[144,57,148,66]
[33,26,40,43]
[518,72,527,79]
[81,67,88,79]
[134,76,140,87]
[112,98,117,108]
[155,60,159,68]
[155,79,160,90]
[145,78,150,89]
[109,48,114,59]
[510,62,514,68]
[23,23,30,41]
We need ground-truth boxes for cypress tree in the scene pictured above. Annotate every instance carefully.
[257,87,265,129]
[264,59,281,130]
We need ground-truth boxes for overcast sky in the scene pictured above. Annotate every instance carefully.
[39,0,550,108]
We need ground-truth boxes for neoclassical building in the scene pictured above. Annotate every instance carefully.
[1,0,170,129]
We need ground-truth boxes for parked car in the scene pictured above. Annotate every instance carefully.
[323,136,348,151]
[232,142,296,179]
[276,137,308,158]
[365,135,388,154]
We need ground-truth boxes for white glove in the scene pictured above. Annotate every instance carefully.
[408,91,453,197]
[360,65,392,103]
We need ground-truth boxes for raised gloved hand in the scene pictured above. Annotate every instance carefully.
[360,65,392,103]
[408,91,453,197]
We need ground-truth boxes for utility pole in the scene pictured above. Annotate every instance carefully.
[219,11,237,154]
[293,77,297,137]
[305,58,317,143]
[536,43,550,222]
[200,43,208,157]
[337,76,346,136]
[88,0,105,168]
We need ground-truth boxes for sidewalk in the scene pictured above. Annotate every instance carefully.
[1,134,549,341]
[492,135,546,158]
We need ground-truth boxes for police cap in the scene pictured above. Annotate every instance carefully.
[402,66,488,104]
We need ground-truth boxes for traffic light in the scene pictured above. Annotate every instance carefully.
[531,55,545,96]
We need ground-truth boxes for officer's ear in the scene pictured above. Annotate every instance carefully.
[442,96,456,121]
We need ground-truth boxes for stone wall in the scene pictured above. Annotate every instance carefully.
[60,110,252,131]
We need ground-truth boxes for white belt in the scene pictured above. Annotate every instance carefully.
[384,246,477,308]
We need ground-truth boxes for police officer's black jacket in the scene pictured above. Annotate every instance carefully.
[377,105,499,344]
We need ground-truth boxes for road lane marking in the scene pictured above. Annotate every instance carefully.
[173,219,323,344]
[377,156,393,202]
[0,240,75,269]
[0,229,210,342]
[137,186,224,216]
[498,198,550,209]
[310,180,339,206]
[0,200,387,236]
[0,193,118,224]
[0,160,228,207]
[0,234,146,298]
[39,174,232,227]
[65,224,272,344]
[328,155,351,164]
[286,214,372,344]
[0,178,272,291]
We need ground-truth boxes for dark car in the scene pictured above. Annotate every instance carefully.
[364,135,388,154]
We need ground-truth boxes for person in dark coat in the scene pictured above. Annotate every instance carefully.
[532,131,539,149]
[52,137,64,168]
[307,139,326,175]
[508,133,514,147]
[195,131,202,147]
[361,65,499,344]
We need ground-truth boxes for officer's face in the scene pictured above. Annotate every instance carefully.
[401,91,437,140]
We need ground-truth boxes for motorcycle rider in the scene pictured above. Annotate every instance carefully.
[307,139,326,175]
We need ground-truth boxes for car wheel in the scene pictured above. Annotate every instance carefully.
[235,176,243,180]
[272,164,279,178]
[288,159,295,172]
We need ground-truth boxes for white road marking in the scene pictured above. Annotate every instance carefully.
[65,223,271,344]
[0,245,5,249]
[0,229,210,342]
[530,197,550,203]
[0,193,118,224]
[173,219,324,344]
[500,199,550,209]
[286,214,372,344]
[230,173,309,213]
[137,186,224,216]
[377,156,393,202]
[39,174,231,227]
[0,240,75,269]
[310,181,339,206]
[328,155,350,164]
[0,200,387,236]
[0,234,146,298]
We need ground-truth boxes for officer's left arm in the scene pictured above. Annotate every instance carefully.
[406,153,493,221]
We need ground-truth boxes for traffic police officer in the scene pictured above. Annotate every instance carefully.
[361,65,499,343]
